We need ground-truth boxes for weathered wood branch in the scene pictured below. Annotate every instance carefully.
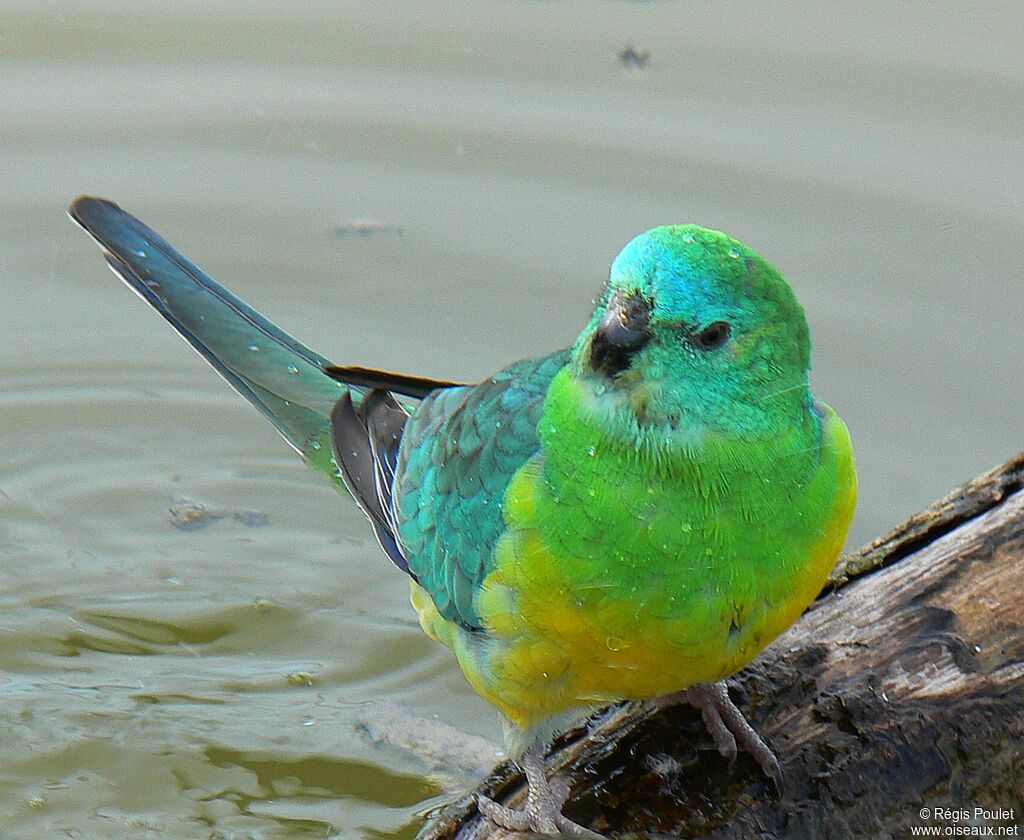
[420,453,1024,838]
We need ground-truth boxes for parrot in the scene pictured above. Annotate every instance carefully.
[69,196,857,837]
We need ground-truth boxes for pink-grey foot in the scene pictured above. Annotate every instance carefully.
[652,680,783,791]
[477,744,603,837]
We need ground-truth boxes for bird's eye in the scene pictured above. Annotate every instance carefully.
[691,321,731,350]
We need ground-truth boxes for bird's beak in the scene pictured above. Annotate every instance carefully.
[590,289,652,376]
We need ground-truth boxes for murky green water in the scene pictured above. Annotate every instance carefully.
[2,2,1023,837]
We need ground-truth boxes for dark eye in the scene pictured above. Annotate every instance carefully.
[691,321,731,350]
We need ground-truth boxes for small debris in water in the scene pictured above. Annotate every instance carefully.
[168,497,220,529]
[168,496,269,530]
[333,219,403,237]
[232,508,269,527]
[286,672,315,687]
[618,44,650,70]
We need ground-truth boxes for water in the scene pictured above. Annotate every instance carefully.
[2,2,1023,836]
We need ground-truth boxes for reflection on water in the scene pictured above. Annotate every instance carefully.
[1,2,1022,836]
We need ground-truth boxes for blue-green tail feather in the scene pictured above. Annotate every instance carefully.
[69,196,353,481]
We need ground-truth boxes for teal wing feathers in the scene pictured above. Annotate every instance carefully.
[394,351,569,630]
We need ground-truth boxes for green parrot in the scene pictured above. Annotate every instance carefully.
[70,196,856,837]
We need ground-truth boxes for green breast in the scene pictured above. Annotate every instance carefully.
[514,367,844,655]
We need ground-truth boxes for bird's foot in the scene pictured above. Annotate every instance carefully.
[477,791,597,837]
[652,680,783,792]
[477,748,602,837]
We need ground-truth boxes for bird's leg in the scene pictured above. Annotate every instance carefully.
[651,680,783,791]
[477,743,602,837]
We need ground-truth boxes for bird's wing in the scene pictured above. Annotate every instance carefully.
[330,389,412,573]
[391,350,570,631]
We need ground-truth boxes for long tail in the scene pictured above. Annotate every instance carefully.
[69,195,351,483]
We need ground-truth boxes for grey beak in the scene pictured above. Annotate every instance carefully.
[590,289,652,376]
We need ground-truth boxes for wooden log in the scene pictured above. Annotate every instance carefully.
[420,453,1024,838]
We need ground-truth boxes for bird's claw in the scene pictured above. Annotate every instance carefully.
[478,793,550,833]
[652,680,784,792]
[477,793,601,837]
[477,747,603,837]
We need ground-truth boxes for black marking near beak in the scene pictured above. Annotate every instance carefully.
[590,289,652,376]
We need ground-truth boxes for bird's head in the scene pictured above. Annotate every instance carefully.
[569,225,812,448]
